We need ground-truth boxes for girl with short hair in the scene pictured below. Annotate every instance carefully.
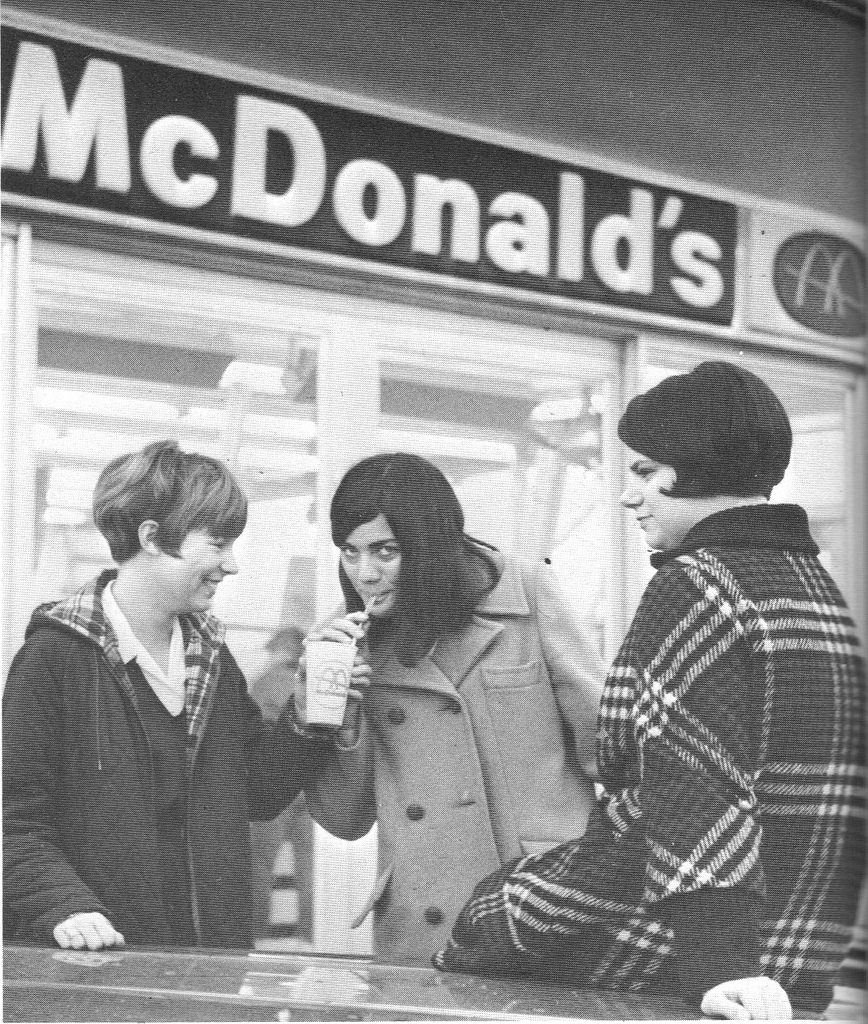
[4,440,322,950]
[434,362,865,1022]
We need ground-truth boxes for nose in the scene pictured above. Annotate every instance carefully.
[357,553,382,582]
[620,482,641,509]
[221,545,239,575]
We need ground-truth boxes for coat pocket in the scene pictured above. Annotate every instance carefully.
[481,659,541,688]
[480,659,580,823]
[350,862,394,929]
[480,660,562,747]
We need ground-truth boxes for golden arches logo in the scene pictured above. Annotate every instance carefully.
[774,233,865,337]
[314,660,351,698]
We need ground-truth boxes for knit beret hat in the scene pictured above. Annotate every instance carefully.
[617,361,792,498]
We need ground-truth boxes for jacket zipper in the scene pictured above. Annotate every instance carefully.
[112,660,204,946]
[123,689,164,926]
[184,749,204,946]
[183,661,221,947]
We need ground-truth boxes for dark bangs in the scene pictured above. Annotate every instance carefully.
[331,453,495,664]
[331,453,466,548]
[331,466,395,548]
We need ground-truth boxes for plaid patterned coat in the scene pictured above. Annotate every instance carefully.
[434,504,865,1013]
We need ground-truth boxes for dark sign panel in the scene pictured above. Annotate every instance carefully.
[2,26,737,324]
[773,232,866,338]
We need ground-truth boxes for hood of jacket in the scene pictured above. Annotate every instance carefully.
[28,569,228,751]
[27,569,226,649]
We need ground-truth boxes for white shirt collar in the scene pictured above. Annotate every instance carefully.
[103,581,186,716]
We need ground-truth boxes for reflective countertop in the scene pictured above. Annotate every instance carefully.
[4,943,700,1021]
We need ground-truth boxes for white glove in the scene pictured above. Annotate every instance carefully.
[701,977,792,1020]
[53,911,125,951]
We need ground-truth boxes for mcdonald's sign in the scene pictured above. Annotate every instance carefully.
[0,25,738,326]
[773,232,865,338]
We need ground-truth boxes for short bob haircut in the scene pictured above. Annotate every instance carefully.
[330,453,496,666]
[617,360,792,499]
[93,440,248,563]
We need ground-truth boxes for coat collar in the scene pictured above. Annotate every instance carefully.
[31,569,227,750]
[429,553,530,689]
[366,551,532,693]
[649,503,819,568]
[472,551,531,617]
[30,568,227,651]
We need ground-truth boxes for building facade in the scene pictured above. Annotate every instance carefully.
[2,4,864,956]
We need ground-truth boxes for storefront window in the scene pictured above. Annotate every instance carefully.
[18,243,624,957]
[31,328,320,678]
[15,241,859,961]
[376,360,615,654]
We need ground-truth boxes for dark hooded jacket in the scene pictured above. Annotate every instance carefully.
[3,571,319,948]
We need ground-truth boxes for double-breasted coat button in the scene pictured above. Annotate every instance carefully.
[424,907,444,925]
[406,803,425,821]
[387,706,406,725]
[457,790,476,806]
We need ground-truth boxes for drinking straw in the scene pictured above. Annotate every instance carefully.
[351,596,377,649]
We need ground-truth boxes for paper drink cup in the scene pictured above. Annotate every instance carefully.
[301,640,356,726]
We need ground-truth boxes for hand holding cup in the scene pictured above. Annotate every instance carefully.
[295,608,373,729]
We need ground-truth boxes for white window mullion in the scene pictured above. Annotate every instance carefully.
[2,222,38,677]
[311,321,380,957]
[845,375,866,639]
[313,323,381,622]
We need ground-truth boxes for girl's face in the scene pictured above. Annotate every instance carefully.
[156,529,238,615]
[619,447,707,552]
[339,513,402,618]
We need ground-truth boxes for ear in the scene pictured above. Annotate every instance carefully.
[137,520,162,556]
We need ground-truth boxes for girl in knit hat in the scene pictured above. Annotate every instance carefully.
[434,361,865,1022]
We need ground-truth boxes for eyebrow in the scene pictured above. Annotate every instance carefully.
[342,539,399,549]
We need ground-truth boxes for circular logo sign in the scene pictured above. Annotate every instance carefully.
[773,232,865,337]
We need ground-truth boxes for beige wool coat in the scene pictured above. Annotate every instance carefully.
[304,553,606,965]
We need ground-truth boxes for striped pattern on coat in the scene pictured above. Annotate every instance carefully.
[434,505,865,1014]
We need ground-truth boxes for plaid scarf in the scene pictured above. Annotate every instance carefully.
[36,570,226,765]
[434,507,865,1011]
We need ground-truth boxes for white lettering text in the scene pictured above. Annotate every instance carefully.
[590,187,654,294]
[1,42,130,192]
[670,231,724,307]
[231,96,326,226]
[411,174,480,261]
[333,159,406,246]
[556,172,585,282]
[140,115,218,209]
[486,192,550,276]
